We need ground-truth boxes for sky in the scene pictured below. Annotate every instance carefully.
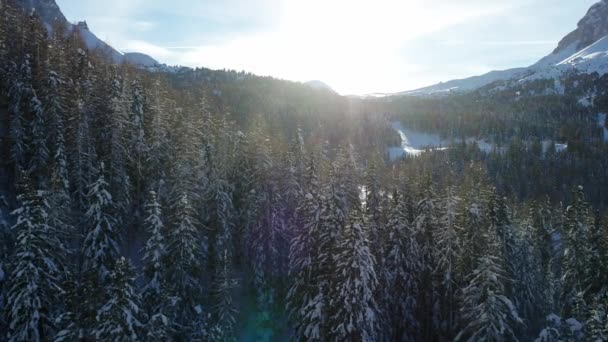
[56,0,599,95]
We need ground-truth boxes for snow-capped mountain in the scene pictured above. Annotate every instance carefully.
[402,0,608,96]
[13,0,159,66]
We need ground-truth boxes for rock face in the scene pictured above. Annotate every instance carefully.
[14,0,66,25]
[554,0,608,54]
[12,0,159,66]
[123,52,159,67]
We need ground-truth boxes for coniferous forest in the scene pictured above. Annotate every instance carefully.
[1,1,608,341]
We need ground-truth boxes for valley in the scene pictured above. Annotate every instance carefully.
[0,0,608,341]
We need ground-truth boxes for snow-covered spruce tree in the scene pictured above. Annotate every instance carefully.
[7,60,26,172]
[104,74,131,223]
[413,186,439,340]
[28,89,50,185]
[529,198,558,316]
[434,187,462,339]
[586,212,608,298]
[5,180,68,341]
[144,80,170,196]
[82,163,120,283]
[287,154,328,341]
[211,249,238,341]
[140,191,172,340]
[65,163,119,338]
[69,49,98,214]
[513,220,546,335]
[455,238,523,341]
[94,257,144,341]
[334,146,361,213]
[456,190,490,286]
[329,212,379,341]
[488,193,517,294]
[165,192,203,335]
[142,191,166,304]
[364,155,388,264]
[0,195,10,325]
[45,71,70,198]
[380,190,421,340]
[586,292,608,341]
[128,79,148,217]
[129,79,147,172]
[247,144,290,338]
[562,186,592,320]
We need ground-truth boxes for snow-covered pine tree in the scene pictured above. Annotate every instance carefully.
[141,190,172,340]
[129,79,147,170]
[488,192,517,295]
[104,74,131,222]
[513,220,545,335]
[45,71,70,198]
[457,191,489,286]
[455,237,523,341]
[128,79,147,219]
[330,212,379,341]
[529,198,558,316]
[586,292,608,341]
[144,80,170,196]
[8,60,26,172]
[414,185,439,340]
[69,48,98,214]
[287,154,328,341]
[247,133,290,338]
[334,146,361,213]
[586,211,608,297]
[0,195,9,316]
[364,155,387,263]
[5,179,68,341]
[211,249,238,341]
[381,190,420,340]
[435,187,462,339]
[28,89,50,185]
[165,192,203,335]
[82,162,120,283]
[94,257,144,341]
[562,186,592,320]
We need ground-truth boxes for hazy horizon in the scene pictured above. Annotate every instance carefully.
[57,0,598,95]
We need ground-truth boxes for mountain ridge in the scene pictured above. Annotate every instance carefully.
[12,0,159,66]
[400,0,608,96]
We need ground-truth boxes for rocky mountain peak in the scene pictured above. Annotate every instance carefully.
[76,21,89,31]
[553,0,608,54]
[15,0,66,25]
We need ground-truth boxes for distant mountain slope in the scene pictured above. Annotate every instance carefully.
[305,80,336,93]
[399,68,529,96]
[13,0,158,66]
[401,0,608,96]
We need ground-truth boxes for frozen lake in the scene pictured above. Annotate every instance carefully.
[388,121,569,160]
[387,122,448,159]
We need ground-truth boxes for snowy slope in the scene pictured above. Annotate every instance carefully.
[399,68,529,96]
[558,35,608,72]
[399,0,608,96]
